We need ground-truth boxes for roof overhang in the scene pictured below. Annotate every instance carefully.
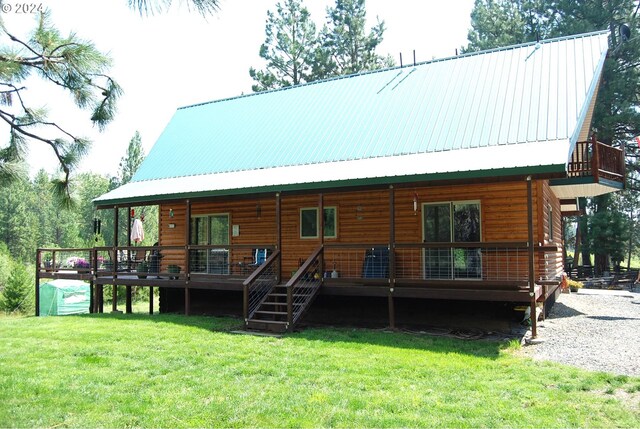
[95,139,569,207]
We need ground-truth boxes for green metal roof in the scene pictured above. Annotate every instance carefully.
[96,31,609,206]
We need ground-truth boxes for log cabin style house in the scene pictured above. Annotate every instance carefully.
[36,31,625,335]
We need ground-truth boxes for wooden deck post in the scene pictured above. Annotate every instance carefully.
[527,176,537,338]
[185,199,191,279]
[319,193,324,277]
[276,192,281,284]
[112,284,118,313]
[591,134,600,183]
[149,286,154,315]
[388,185,396,330]
[185,286,190,316]
[126,288,132,314]
[35,249,40,317]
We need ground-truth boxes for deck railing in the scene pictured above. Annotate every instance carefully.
[322,242,562,285]
[568,138,625,183]
[286,245,323,326]
[242,249,281,321]
[37,242,562,287]
[37,244,277,280]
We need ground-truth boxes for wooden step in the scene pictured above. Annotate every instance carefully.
[261,301,302,306]
[254,310,287,316]
[246,319,288,333]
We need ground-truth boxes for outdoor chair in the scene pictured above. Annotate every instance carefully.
[249,249,269,268]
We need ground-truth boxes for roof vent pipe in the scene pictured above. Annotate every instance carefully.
[399,52,403,67]
[413,50,416,66]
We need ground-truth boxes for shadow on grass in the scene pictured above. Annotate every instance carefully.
[75,310,507,360]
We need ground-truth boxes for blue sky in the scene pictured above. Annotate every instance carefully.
[2,0,475,178]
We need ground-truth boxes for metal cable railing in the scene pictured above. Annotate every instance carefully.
[286,245,323,325]
[243,250,280,321]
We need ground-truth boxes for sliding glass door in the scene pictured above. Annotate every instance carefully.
[190,214,229,274]
[423,202,481,280]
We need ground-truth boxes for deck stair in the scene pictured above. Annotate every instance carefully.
[243,245,324,334]
[246,281,319,333]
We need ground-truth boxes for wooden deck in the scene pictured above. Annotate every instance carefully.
[35,242,559,332]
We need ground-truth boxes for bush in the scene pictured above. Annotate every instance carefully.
[567,279,583,292]
[0,263,33,314]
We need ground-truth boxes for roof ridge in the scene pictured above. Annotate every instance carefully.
[178,30,609,111]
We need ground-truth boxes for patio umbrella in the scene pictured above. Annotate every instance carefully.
[131,217,144,243]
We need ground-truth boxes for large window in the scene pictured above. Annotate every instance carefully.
[300,207,337,239]
[423,201,481,280]
[190,214,230,274]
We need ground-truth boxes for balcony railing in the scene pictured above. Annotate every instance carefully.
[568,138,625,184]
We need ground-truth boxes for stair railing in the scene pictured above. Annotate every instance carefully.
[286,245,324,327]
[243,249,281,322]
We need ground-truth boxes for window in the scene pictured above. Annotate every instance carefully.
[423,201,481,280]
[300,207,337,239]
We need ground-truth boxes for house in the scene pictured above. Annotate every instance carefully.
[36,31,624,335]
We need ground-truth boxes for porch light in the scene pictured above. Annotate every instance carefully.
[169,208,174,218]
[413,193,418,215]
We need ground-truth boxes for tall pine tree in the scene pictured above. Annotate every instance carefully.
[250,0,318,92]
[317,0,393,78]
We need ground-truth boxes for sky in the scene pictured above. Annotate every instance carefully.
[2,0,476,178]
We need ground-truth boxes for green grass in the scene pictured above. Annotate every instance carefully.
[0,314,638,428]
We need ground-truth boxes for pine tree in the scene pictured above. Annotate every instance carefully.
[118,131,145,186]
[0,261,32,314]
[318,0,393,78]
[250,0,318,92]
[0,11,122,207]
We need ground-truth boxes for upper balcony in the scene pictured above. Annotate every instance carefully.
[550,138,625,199]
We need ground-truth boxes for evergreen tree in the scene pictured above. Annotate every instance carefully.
[130,0,219,16]
[0,11,122,206]
[250,0,393,91]
[250,0,318,92]
[318,0,393,78]
[112,131,145,188]
[0,260,32,314]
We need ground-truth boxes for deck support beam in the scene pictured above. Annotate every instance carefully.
[527,176,537,338]
[149,286,154,315]
[388,185,396,330]
[112,284,118,313]
[185,200,191,279]
[35,250,41,316]
[185,286,190,316]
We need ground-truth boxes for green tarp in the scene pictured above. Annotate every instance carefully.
[39,280,90,316]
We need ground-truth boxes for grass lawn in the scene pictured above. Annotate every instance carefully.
[0,313,638,428]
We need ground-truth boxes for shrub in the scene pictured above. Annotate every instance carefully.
[567,279,583,291]
[0,263,33,314]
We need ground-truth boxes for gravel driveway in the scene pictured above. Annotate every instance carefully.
[520,288,640,377]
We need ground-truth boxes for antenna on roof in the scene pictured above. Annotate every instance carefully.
[399,52,403,67]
